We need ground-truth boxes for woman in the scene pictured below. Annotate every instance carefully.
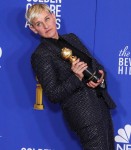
[25,3,116,150]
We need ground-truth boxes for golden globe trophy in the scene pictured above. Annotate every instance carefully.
[61,47,102,83]
[34,77,44,110]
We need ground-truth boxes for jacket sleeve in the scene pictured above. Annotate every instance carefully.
[31,50,84,103]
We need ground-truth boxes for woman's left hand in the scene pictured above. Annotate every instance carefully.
[86,70,104,88]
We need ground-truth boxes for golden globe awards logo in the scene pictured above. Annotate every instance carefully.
[118,46,131,75]
[21,148,53,150]
[25,0,62,29]
[115,124,131,150]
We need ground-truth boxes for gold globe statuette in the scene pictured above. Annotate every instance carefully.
[34,77,44,110]
[61,47,77,63]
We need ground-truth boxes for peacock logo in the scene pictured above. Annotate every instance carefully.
[115,124,131,150]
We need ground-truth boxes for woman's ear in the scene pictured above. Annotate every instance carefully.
[29,24,38,34]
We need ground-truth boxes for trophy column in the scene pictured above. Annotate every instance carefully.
[34,77,44,110]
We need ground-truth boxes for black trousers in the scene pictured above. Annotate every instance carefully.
[76,98,115,150]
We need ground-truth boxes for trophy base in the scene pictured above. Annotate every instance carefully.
[34,104,44,110]
[84,69,101,83]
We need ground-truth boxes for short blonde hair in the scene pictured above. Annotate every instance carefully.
[25,3,51,24]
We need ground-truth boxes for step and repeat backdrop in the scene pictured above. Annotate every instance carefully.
[0,0,131,150]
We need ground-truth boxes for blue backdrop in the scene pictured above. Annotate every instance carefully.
[0,0,131,150]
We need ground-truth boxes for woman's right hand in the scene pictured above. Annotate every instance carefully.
[71,58,88,81]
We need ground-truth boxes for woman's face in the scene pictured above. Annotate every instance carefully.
[30,10,58,39]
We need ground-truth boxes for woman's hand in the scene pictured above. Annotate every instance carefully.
[71,58,88,81]
[87,70,104,88]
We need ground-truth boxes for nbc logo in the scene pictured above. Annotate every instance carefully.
[115,124,131,150]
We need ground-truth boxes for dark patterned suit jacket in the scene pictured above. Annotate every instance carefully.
[31,33,116,130]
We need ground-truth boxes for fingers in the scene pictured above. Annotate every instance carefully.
[97,70,104,83]
[99,70,104,78]
[71,58,88,73]
[87,80,99,88]
[71,58,88,80]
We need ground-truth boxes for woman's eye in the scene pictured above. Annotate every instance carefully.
[36,22,41,26]
[45,17,50,21]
